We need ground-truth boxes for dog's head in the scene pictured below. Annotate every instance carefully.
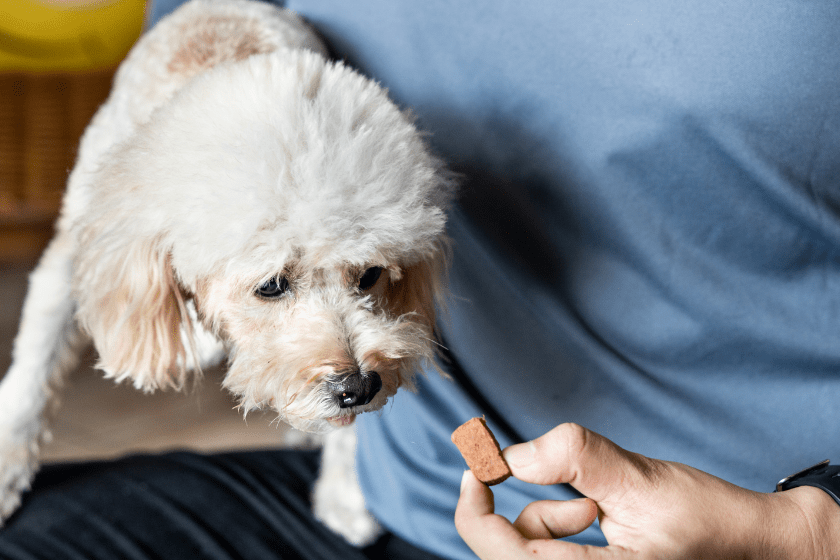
[72,50,454,432]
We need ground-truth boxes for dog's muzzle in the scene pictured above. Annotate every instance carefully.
[327,371,382,408]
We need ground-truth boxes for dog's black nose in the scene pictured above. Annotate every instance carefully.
[327,372,382,408]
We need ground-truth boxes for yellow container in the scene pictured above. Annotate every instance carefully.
[0,1,146,261]
[0,0,146,72]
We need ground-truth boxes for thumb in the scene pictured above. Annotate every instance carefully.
[503,423,659,503]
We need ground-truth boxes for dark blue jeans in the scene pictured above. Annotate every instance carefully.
[0,450,445,560]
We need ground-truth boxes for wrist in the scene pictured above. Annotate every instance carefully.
[759,486,840,560]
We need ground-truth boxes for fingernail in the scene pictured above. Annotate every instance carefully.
[460,470,470,494]
[503,440,536,469]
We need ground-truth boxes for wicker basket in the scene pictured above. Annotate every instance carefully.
[0,70,114,263]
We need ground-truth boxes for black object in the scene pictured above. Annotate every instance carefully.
[776,460,840,507]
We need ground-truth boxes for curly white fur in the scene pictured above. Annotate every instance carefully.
[0,0,453,546]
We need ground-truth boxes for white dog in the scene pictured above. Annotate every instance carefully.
[0,0,453,546]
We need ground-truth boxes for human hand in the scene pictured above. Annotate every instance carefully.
[455,423,840,559]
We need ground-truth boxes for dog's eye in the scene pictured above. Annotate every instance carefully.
[358,267,383,291]
[256,277,289,298]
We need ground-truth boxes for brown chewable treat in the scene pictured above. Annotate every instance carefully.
[451,416,512,486]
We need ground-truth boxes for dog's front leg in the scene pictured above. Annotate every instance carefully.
[0,233,87,524]
[313,424,383,547]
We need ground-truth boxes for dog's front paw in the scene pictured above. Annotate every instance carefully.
[314,487,383,548]
[313,426,383,547]
[0,437,38,525]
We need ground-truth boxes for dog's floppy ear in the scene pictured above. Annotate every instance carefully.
[384,241,450,335]
[74,235,198,392]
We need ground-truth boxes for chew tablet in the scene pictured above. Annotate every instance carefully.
[451,416,511,485]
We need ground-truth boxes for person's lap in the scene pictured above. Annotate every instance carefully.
[0,449,444,560]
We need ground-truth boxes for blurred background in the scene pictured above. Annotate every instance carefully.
[0,0,303,464]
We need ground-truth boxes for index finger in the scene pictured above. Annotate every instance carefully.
[455,470,623,560]
[455,470,529,558]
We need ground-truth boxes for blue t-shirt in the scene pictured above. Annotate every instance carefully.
[151,1,840,557]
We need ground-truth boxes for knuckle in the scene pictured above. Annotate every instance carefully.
[453,509,466,532]
[453,504,473,535]
[545,422,591,485]
[556,422,590,461]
